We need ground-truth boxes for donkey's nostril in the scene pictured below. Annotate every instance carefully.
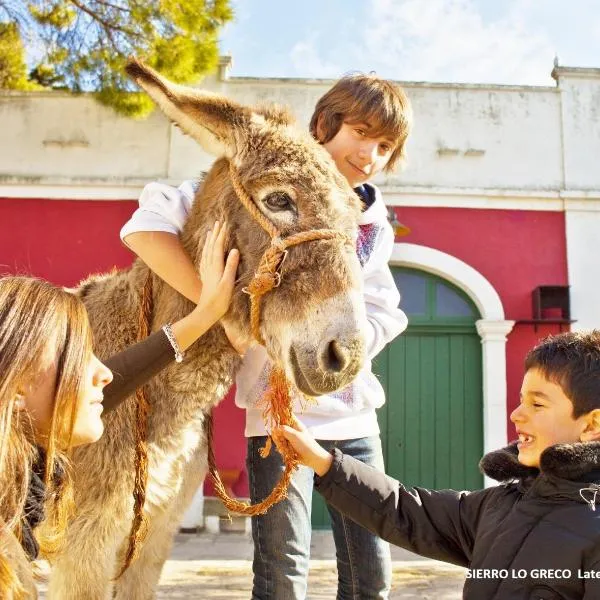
[322,340,349,374]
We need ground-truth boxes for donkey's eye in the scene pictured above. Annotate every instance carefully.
[263,192,294,212]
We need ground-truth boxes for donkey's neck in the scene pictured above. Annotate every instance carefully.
[145,158,241,420]
[147,274,240,425]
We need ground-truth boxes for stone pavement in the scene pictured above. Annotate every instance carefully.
[38,529,466,598]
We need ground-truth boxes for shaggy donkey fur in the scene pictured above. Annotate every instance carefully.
[47,61,368,599]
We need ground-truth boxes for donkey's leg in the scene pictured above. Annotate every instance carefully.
[47,513,126,600]
[113,448,208,600]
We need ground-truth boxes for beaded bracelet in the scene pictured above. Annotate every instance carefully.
[162,323,184,363]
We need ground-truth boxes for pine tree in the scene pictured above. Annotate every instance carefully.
[0,0,233,115]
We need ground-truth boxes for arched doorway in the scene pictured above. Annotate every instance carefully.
[311,244,513,528]
[391,243,514,460]
[374,267,483,490]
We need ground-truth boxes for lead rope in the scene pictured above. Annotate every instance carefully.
[117,272,153,578]
[205,164,350,516]
[121,163,351,575]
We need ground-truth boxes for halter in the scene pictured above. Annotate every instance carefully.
[121,162,354,576]
[204,164,353,516]
[228,162,352,344]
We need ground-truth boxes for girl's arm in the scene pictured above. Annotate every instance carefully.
[102,223,239,413]
[122,180,201,304]
[122,181,250,353]
[125,231,202,303]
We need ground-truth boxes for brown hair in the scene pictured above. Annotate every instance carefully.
[309,72,412,172]
[525,330,600,418]
[0,276,93,595]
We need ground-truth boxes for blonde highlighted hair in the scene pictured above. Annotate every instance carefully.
[309,72,413,172]
[0,276,93,596]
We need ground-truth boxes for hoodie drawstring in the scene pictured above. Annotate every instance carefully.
[579,484,600,511]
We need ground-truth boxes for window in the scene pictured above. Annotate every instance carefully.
[392,267,479,324]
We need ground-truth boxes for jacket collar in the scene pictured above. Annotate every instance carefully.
[480,441,600,483]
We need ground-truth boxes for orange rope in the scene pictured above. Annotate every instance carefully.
[123,163,353,572]
[229,165,279,239]
[230,163,350,344]
[115,272,152,579]
[205,165,351,515]
[206,367,300,515]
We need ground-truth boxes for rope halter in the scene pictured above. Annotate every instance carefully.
[206,163,356,518]
[228,162,352,345]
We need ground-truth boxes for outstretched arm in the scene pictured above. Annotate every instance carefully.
[122,181,250,354]
[125,231,202,304]
[277,423,489,567]
[102,222,239,412]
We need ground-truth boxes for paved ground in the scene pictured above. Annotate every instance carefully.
[38,528,466,598]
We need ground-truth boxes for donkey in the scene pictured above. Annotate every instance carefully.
[47,60,367,599]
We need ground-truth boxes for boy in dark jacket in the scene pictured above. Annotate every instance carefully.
[278,331,600,599]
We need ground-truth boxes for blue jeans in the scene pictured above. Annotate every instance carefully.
[247,435,392,600]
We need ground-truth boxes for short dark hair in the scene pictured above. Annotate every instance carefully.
[309,73,412,173]
[525,330,600,417]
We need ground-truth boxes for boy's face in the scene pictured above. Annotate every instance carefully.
[322,121,396,188]
[510,368,591,468]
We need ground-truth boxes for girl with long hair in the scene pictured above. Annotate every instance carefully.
[0,222,238,598]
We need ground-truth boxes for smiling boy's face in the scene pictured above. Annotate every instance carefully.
[510,368,592,468]
[322,121,396,187]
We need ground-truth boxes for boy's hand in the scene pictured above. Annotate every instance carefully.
[196,221,240,323]
[274,422,334,477]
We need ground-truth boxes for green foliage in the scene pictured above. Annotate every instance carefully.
[0,21,38,89]
[0,0,233,116]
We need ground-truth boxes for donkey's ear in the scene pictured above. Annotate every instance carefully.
[126,59,250,158]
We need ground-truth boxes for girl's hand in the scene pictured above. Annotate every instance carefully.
[196,221,239,323]
[274,421,334,477]
[162,221,241,356]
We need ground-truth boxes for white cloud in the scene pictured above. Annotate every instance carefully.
[289,0,558,85]
[364,0,556,84]
[290,36,344,78]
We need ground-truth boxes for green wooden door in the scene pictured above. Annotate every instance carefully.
[311,268,483,528]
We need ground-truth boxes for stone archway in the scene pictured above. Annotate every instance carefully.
[390,243,514,467]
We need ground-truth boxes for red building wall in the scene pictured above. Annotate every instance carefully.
[0,197,249,497]
[1,198,568,495]
[393,206,568,442]
[0,198,136,285]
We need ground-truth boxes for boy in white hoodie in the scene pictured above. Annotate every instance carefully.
[121,73,412,599]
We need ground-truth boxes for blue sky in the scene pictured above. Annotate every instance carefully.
[219,0,600,85]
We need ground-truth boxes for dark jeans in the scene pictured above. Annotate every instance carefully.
[247,435,392,599]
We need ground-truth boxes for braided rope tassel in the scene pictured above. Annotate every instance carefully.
[115,272,153,579]
[207,367,300,516]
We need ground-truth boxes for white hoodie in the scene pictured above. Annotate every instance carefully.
[121,180,407,440]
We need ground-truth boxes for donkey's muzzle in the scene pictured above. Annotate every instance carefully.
[289,335,364,396]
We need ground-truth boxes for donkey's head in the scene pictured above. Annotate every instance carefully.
[127,60,367,396]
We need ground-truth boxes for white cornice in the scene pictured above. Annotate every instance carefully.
[2,180,600,210]
[383,186,600,211]
[0,181,148,200]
